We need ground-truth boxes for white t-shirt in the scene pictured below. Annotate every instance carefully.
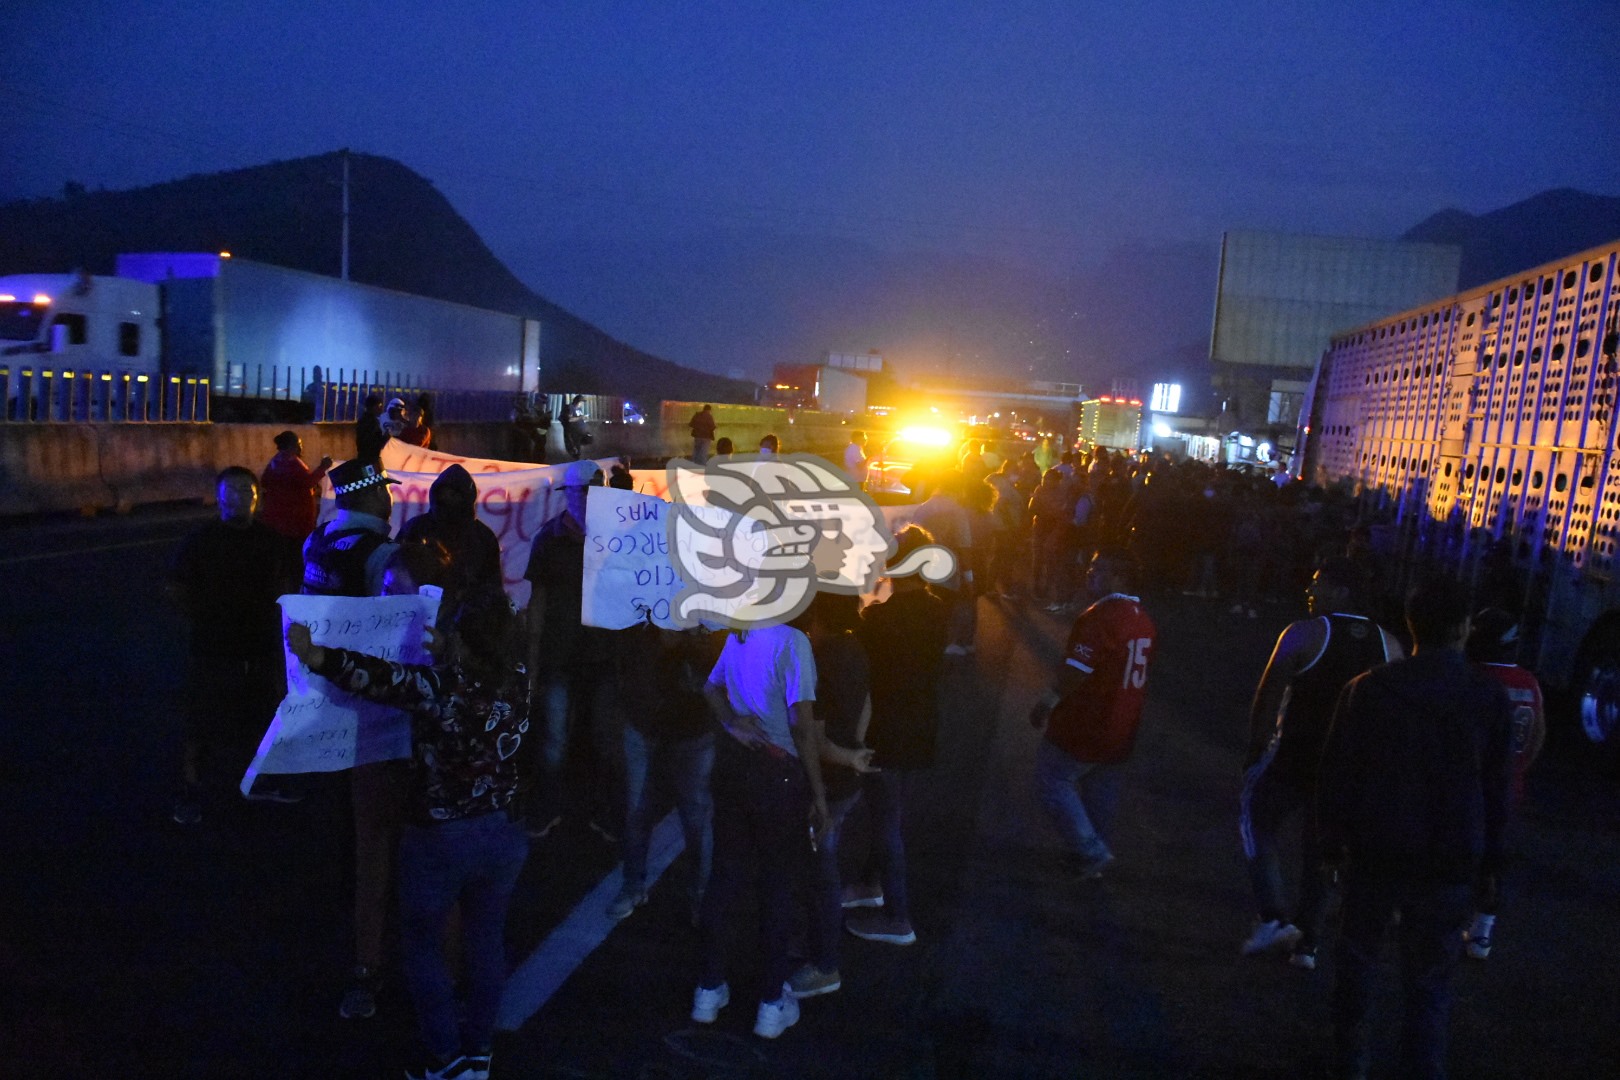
[844,442,868,478]
[708,624,817,756]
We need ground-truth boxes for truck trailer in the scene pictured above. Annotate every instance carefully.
[0,253,540,421]
[1296,238,1620,755]
[1079,395,1143,453]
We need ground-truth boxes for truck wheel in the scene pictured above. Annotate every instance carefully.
[1573,636,1620,746]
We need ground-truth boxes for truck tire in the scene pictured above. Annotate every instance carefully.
[1572,628,1620,747]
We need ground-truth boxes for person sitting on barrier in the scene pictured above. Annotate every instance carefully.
[399,393,434,449]
[356,393,390,459]
[561,395,589,461]
[287,586,530,1080]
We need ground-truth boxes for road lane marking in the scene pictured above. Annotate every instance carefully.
[0,535,180,566]
[498,810,686,1030]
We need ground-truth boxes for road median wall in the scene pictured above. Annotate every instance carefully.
[0,416,855,517]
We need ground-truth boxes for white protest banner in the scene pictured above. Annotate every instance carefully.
[302,446,669,607]
[582,486,684,629]
[240,591,441,792]
[380,440,669,495]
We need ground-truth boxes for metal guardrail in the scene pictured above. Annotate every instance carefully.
[1,363,523,425]
[1,365,209,422]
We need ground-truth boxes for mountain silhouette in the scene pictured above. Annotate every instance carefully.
[0,151,756,404]
[1402,188,1620,289]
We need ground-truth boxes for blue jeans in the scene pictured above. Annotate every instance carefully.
[810,790,862,970]
[1334,874,1471,1080]
[699,735,811,1005]
[1035,738,1119,863]
[859,770,912,922]
[533,665,620,828]
[398,811,530,1060]
[622,725,715,897]
[1240,765,1331,944]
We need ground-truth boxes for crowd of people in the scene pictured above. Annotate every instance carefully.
[166,423,1537,1080]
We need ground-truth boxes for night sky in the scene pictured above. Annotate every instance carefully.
[4,1,1617,392]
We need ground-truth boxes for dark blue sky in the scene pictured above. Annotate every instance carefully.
[4,1,1617,388]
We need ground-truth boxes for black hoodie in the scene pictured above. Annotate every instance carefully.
[1318,650,1513,883]
[397,464,504,593]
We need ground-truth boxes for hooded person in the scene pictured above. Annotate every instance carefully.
[398,463,504,598]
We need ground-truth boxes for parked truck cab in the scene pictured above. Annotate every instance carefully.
[1,273,163,419]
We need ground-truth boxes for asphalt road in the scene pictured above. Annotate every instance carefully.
[3,506,1618,1079]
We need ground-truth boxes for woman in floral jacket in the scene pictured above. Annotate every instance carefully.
[287,587,528,1080]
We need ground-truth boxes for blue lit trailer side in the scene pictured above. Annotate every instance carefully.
[1303,240,1620,758]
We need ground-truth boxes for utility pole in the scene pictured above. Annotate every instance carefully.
[340,148,350,281]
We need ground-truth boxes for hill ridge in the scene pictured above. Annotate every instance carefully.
[0,150,756,403]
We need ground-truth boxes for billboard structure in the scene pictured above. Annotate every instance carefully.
[1210,231,1460,431]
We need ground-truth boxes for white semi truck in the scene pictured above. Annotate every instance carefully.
[0,253,540,421]
[1295,237,1620,757]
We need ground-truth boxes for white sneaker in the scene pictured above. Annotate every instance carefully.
[943,644,969,657]
[1241,919,1303,955]
[753,989,801,1038]
[691,982,730,1023]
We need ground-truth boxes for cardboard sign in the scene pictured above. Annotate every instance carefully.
[581,487,684,629]
[239,591,442,789]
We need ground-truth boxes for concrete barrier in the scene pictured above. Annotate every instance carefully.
[0,418,857,517]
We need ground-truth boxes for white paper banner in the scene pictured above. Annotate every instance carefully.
[240,591,442,788]
[310,445,670,608]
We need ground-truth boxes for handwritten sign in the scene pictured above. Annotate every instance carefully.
[239,591,441,790]
[582,487,685,629]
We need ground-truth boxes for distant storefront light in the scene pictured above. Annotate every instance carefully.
[1150,382,1182,414]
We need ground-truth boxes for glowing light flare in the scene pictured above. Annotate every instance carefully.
[1152,421,1173,438]
[0,294,13,302]
[896,425,953,447]
[33,293,51,304]
[219,251,232,259]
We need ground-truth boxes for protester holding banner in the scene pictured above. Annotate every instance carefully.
[170,466,298,826]
[301,457,407,1021]
[397,465,503,602]
[287,586,530,1080]
[608,623,722,925]
[523,460,621,842]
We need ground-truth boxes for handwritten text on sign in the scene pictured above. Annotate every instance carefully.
[581,487,688,629]
[240,591,441,791]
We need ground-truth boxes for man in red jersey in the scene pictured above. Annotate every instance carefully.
[1028,546,1156,879]
[1462,608,1546,961]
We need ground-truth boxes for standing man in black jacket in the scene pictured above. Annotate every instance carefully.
[1318,577,1513,1080]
